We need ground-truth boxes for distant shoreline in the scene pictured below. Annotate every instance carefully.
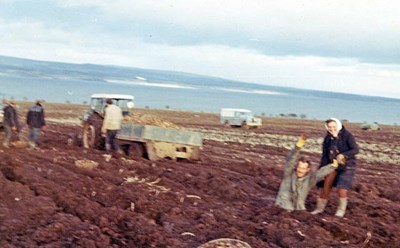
[9,100,399,128]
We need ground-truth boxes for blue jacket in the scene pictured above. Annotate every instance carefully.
[27,104,46,128]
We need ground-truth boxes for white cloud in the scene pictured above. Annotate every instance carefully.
[57,1,400,40]
[1,1,399,99]
[51,0,400,64]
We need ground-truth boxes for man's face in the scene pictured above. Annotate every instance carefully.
[327,121,338,136]
[296,161,310,177]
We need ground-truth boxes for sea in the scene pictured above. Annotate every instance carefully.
[1,73,399,126]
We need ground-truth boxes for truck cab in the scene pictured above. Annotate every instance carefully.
[85,93,135,119]
[220,108,262,128]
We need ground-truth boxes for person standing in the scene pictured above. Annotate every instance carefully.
[311,118,359,217]
[275,134,341,211]
[2,100,20,148]
[26,100,46,149]
[101,99,123,152]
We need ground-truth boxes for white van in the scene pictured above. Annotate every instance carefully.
[220,108,262,128]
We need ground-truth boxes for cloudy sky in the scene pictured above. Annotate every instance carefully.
[1,0,399,98]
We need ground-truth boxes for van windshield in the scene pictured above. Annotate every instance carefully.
[236,111,252,117]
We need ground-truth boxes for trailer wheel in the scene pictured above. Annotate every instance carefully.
[129,142,146,159]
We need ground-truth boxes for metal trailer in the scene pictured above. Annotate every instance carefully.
[81,93,203,161]
[117,123,203,161]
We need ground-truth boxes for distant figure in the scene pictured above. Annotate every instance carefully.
[101,99,123,152]
[275,134,341,211]
[311,118,359,218]
[26,100,46,149]
[2,100,21,148]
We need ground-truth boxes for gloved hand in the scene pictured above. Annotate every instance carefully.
[329,146,339,162]
[296,134,307,148]
[332,159,339,168]
[336,154,346,165]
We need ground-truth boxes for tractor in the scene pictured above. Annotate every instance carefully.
[81,93,134,149]
[81,93,202,161]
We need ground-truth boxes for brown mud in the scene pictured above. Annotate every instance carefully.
[1,102,399,247]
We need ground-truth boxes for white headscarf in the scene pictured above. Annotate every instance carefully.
[325,117,343,137]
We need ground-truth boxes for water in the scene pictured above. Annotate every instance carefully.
[1,74,399,125]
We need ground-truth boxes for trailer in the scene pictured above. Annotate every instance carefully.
[81,93,203,161]
[117,124,203,161]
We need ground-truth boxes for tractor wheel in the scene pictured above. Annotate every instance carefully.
[83,123,96,148]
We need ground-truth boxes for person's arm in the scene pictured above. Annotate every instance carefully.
[101,108,109,133]
[340,132,359,160]
[40,108,46,127]
[13,108,21,132]
[320,136,330,167]
[117,107,123,124]
[26,110,31,126]
[283,135,306,177]
[315,159,340,182]
[9,107,17,130]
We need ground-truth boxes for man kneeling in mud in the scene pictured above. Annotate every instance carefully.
[275,135,344,211]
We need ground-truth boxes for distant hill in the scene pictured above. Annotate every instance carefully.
[0,54,332,97]
[0,54,264,89]
[0,54,397,103]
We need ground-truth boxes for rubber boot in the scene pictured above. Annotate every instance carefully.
[335,198,348,218]
[28,141,36,150]
[105,143,111,152]
[311,198,327,215]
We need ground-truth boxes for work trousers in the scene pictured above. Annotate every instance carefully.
[105,129,119,152]
[29,127,41,146]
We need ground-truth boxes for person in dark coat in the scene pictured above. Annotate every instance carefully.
[311,118,359,217]
[2,100,20,148]
[26,100,46,149]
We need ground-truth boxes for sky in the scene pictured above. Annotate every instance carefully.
[0,0,399,99]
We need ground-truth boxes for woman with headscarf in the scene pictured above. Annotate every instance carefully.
[311,118,359,217]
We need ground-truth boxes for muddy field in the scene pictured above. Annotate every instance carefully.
[1,102,400,247]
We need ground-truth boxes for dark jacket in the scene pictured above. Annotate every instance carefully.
[320,126,358,169]
[318,126,359,189]
[27,104,46,128]
[3,105,20,130]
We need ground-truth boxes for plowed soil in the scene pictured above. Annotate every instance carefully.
[1,102,399,248]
